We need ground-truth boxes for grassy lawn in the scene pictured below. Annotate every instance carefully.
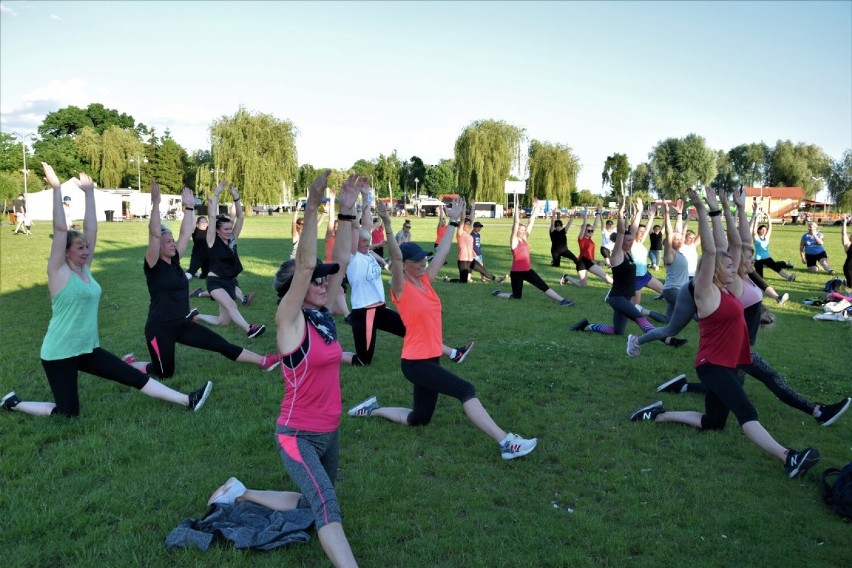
[0,213,849,567]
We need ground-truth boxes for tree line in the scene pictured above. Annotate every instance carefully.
[1,104,850,210]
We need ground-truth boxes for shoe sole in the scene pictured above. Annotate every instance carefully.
[2,391,18,410]
[787,448,820,478]
[192,382,213,412]
[626,335,640,357]
[207,477,246,506]
[657,374,687,392]
[502,438,538,460]
[819,398,851,427]
[454,342,474,364]
[630,400,663,421]
[348,396,377,417]
[247,325,266,339]
[261,359,281,373]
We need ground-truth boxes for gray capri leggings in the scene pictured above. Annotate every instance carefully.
[638,282,695,345]
[275,425,342,529]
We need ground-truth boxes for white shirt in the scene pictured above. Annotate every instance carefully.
[346,251,385,309]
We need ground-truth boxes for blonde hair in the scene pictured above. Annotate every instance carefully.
[66,230,88,250]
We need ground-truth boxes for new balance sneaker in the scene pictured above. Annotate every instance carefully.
[207,477,247,506]
[570,318,589,332]
[629,400,664,421]
[559,298,575,306]
[815,397,851,426]
[452,341,475,364]
[348,396,378,417]
[777,293,789,305]
[186,308,199,321]
[242,292,256,307]
[121,353,137,365]
[656,374,687,394]
[2,391,21,411]
[784,447,820,478]
[560,273,569,286]
[259,353,280,372]
[189,287,204,299]
[247,324,266,339]
[188,381,213,412]
[500,433,537,460]
[626,334,640,357]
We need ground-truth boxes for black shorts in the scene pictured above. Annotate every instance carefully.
[601,247,612,259]
[805,251,827,267]
[575,257,594,271]
[207,275,239,301]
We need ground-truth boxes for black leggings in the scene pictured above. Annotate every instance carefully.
[696,362,759,430]
[401,357,477,426]
[42,348,150,417]
[509,269,550,299]
[551,247,578,267]
[144,318,242,378]
[350,304,406,366]
[754,257,787,277]
[187,254,209,278]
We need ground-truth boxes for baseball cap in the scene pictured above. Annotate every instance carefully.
[473,221,484,228]
[400,242,428,262]
[63,196,71,202]
[274,258,340,298]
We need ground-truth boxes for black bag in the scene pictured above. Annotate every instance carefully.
[821,462,852,519]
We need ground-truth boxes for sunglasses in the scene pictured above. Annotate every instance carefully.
[311,276,328,286]
[586,229,594,233]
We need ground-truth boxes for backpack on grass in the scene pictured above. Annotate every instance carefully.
[821,462,852,519]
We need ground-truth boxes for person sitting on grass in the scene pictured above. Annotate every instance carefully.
[207,171,362,568]
[751,202,795,282]
[842,215,851,289]
[2,162,212,418]
[121,181,280,380]
[799,221,834,274]
[629,187,820,480]
[348,197,537,461]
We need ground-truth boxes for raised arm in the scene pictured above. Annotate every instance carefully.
[689,188,721,317]
[843,215,850,250]
[639,203,654,245]
[718,191,741,272]
[510,199,521,249]
[145,182,164,268]
[428,197,465,282]
[527,199,539,236]
[206,181,226,248]
[629,197,644,238]
[610,197,627,267]
[672,199,684,235]
[731,187,751,246]
[380,200,404,298]
[703,187,728,252]
[663,204,675,265]
[591,204,602,233]
[327,175,361,306]
[550,210,558,232]
[175,188,196,257]
[78,172,97,257]
[44,162,71,286]
[578,207,589,239]
[229,184,244,239]
[325,189,336,239]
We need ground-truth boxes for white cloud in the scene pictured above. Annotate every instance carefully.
[0,4,18,16]
[50,14,60,20]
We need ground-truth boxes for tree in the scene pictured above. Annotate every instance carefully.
[374,151,401,197]
[827,149,852,210]
[454,119,526,203]
[711,149,739,193]
[399,156,427,196]
[527,139,580,206]
[601,153,631,197]
[425,161,454,197]
[297,164,319,196]
[648,133,717,199]
[628,162,651,197]
[765,140,832,198]
[151,138,187,192]
[575,189,603,208]
[728,142,768,187]
[101,126,143,188]
[351,159,376,181]
[210,106,299,206]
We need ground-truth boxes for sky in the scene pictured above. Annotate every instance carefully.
[1,1,850,194]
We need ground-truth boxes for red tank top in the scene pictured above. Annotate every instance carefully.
[511,240,531,271]
[696,289,751,369]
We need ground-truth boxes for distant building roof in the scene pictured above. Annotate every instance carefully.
[744,187,806,199]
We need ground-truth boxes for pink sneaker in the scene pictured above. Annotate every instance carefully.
[259,353,280,372]
[122,353,137,365]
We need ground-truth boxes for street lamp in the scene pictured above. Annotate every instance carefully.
[210,168,224,186]
[414,177,419,195]
[129,155,149,191]
[10,131,37,196]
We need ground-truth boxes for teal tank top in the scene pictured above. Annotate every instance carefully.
[40,269,101,360]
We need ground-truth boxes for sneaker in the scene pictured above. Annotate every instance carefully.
[629,400,664,421]
[492,290,502,297]
[784,261,794,269]
[784,447,820,479]
[259,353,280,372]
[451,341,474,364]
[121,353,137,365]
[242,292,256,307]
[560,273,569,286]
[186,308,199,321]
[343,314,352,326]
[626,334,641,357]
[496,275,506,284]
[189,287,204,299]
[816,397,851,426]
[207,477,247,506]
[500,433,538,460]
[656,374,687,394]
[786,273,796,282]
[559,298,575,306]
[570,318,589,331]
[634,304,644,314]
[777,293,789,305]
[348,396,378,417]
[664,337,688,348]
[188,381,213,412]
[653,293,664,301]
[247,323,266,339]
[2,391,21,411]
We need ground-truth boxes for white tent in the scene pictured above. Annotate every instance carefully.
[25,178,124,222]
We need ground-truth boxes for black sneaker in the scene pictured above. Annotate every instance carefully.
[186,308,199,320]
[451,341,474,364]
[629,400,664,421]
[656,374,687,394]
[559,299,575,306]
[188,381,213,412]
[784,447,820,478]
[2,391,21,411]
[784,261,794,269]
[570,318,589,331]
[815,398,851,427]
[242,292,256,307]
[343,314,352,326]
[247,324,266,339]
[664,337,688,348]
[189,287,204,299]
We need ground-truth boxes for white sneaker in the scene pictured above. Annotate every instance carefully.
[500,433,537,460]
[207,477,246,506]
[777,293,789,305]
[626,334,641,357]
[348,396,378,417]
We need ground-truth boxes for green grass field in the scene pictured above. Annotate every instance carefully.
[0,214,849,567]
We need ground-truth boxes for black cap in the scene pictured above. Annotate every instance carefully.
[400,242,428,262]
[274,258,340,298]
[473,221,484,228]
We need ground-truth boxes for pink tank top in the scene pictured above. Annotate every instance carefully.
[511,240,531,271]
[738,275,762,309]
[696,290,751,369]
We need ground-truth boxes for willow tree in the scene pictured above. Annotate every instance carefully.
[100,126,143,188]
[75,127,102,178]
[210,106,298,206]
[601,153,631,197]
[527,140,579,206]
[454,119,525,203]
[649,133,717,199]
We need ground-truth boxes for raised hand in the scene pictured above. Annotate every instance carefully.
[307,170,331,208]
[687,187,704,209]
[213,181,226,198]
[704,186,720,210]
[446,197,466,221]
[181,187,195,208]
[337,174,361,213]
[732,186,745,208]
[150,182,162,204]
[77,172,94,193]
[376,199,391,221]
[228,183,240,200]
[42,162,61,188]
[718,189,730,208]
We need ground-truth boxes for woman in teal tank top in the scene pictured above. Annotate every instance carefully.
[2,162,212,418]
